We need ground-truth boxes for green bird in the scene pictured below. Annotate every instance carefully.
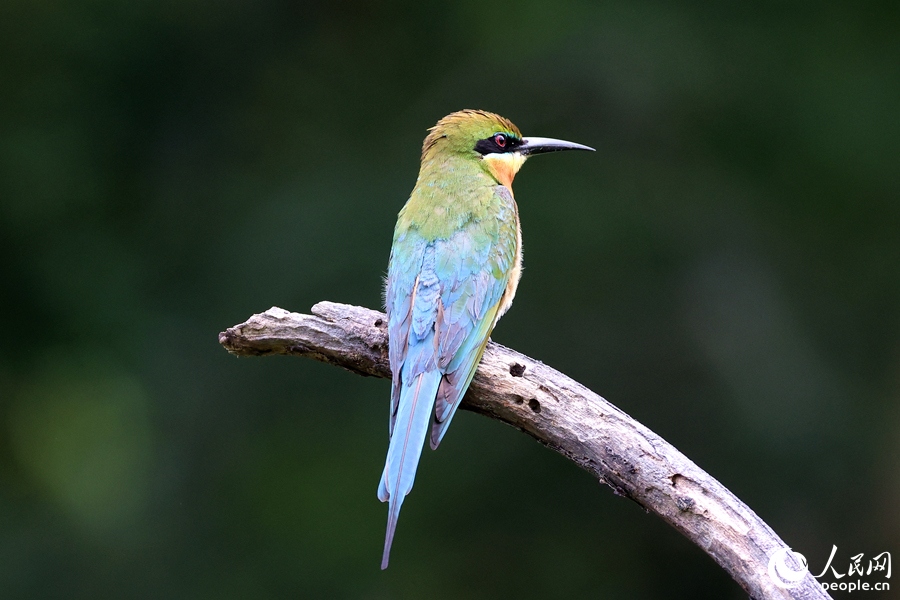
[379,110,593,568]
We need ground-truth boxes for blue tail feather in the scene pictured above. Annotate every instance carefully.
[378,369,442,569]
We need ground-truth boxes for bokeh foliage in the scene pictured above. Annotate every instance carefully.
[1,1,898,598]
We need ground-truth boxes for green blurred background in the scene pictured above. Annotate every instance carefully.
[2,1,898,598]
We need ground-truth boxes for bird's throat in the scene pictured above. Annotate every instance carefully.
[483,153,527,191]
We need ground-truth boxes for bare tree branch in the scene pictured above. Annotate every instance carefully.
[219,302,831,600]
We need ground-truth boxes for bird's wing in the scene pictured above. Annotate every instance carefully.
[429,191,519,449]
[383,234,427,437]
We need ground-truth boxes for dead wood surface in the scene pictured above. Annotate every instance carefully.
[219,302,831,600]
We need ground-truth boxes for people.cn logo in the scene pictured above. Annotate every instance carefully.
[768,547,809,588]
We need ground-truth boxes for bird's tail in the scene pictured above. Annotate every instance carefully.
[377,370,442,569]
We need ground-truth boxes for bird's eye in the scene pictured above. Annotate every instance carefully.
[474,132,519,155]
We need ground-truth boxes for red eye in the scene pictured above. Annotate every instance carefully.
[494,133,506,148]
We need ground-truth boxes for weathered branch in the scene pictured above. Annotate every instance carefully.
[219,302,830,600]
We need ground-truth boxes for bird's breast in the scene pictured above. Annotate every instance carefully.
[494,185,522,320]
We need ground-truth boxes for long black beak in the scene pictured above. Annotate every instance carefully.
[519,136,595,155]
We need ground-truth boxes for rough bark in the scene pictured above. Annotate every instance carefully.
[219,302,831,600]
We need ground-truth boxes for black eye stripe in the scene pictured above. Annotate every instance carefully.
[474,132,522,155]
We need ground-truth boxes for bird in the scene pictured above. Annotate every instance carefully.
[378,109,593,569]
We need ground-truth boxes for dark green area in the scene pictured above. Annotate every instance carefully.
[2,1,898,598]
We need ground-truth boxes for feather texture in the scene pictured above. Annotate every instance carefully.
[374,110,591,568]
[378,111,526,569]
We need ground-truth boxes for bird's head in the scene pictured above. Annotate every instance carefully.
[421,109,594,189]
